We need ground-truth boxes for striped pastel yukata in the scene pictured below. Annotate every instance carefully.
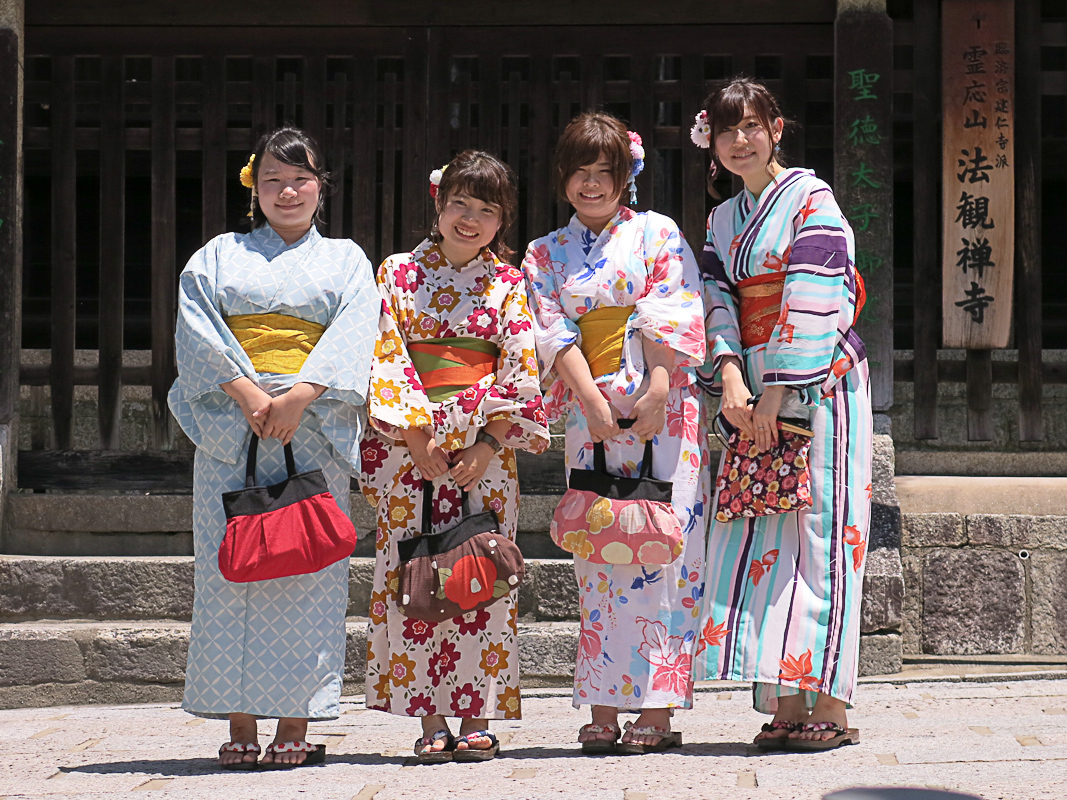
[696,168,873,714]
[169,224,378,720]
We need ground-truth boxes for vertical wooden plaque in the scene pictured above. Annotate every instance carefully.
[942,0,1015,348]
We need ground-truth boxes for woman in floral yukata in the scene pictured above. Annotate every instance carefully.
[692,77,872,752]
[169,127,378,769]
[523,112,709,755]
[359,150,549,763]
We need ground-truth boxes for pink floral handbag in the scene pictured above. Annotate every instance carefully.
[713,414,814,523]
[550,421,684,566]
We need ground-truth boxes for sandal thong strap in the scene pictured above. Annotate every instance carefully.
[761,721,799,732]
[625,724,671,737]
[456,730,497,745]
[219,742,261,754]
[266,741,318,754]
[416,729,455,749]
[579,723,621,736]
[799,722,848,736]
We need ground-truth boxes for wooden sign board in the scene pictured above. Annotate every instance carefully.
[942,0,1014,348]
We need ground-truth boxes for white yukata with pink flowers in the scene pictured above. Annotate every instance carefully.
[523,206,711,710]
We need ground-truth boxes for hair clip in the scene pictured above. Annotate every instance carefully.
[690,111,711,149]
[627,131,645,205]
[239,154,256,188]
[428,165,448,199]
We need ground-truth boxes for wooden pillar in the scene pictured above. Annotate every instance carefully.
[835,0,894,412]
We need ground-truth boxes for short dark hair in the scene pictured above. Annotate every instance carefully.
[249,126,333,228]
[554,111,632,205]
[432,149,519,262]
[701,77,792,198]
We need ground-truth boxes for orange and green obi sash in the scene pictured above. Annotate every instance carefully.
[408,337,499,403]
[577,305,635,379]
[736,273,785,349]
[226,313,326,374]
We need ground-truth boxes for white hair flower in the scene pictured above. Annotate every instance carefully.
[690,110,711,149]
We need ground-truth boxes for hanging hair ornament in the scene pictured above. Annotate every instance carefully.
[239,154,256,188]
[428,164,449,199]
[690,110,712,149]
[627,131,645,205]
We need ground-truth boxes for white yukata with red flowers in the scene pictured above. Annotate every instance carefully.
[359,239,549,720]
[523,206,711,710]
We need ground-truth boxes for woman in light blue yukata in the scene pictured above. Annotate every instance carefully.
[692,78,872,752]
[169,127,378,769]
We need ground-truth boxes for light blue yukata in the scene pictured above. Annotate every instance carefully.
[169,224,378,720]
[696,169,873,714]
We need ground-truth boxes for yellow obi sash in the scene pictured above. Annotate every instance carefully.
[226,313,326,374]
[408,337,499,403]
[736,274,785,349]
[577,305,635,379]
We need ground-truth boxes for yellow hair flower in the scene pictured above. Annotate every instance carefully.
[239,154,255,188]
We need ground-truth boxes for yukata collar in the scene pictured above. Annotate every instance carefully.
[566,205,635,243]
[742,167,813,208]
[249,223,320,260]
[417,238,497,270]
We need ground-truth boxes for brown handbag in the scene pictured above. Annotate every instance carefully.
[396,480,525,623]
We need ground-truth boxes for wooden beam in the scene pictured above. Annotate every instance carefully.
[201,55,227,241]
[50,55,76,450]
[0,29,22,428]
[911,0,940,439]
[150,56,176,448]
[1015,0,1043,441]
[401,29,429,250]
[966,349,993,441]
[98,54,125,449]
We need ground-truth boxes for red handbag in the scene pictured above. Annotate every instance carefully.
[218,434,357,582]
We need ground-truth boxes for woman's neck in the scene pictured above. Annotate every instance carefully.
[269,222,312,246]
[438,239,480,268]
[576,207,619,236]
[743,162,787,200]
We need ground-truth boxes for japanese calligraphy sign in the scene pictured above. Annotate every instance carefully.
[942,1,1014,348]
[835,8,894,411]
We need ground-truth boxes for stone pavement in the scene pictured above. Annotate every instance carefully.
[1,676,1066,800]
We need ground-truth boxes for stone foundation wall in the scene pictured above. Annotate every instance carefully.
[902,513,1067,656]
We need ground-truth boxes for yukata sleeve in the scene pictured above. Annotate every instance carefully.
[631,214,706,369]
[363,258,434,442]
[481,276,550,454]
[699,209,744,396]
[167,238,257,464]
[298,242,381,471]
[521,240,580,380]
[763,184,855,389]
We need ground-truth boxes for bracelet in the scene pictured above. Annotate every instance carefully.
[475,429,502,453]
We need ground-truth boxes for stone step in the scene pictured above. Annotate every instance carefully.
[0,550,904,657]
[0,618,581,709]
[2,491,565,558]
[896,476,1067,516]
[0,618,897,710]
[0,556,580,623]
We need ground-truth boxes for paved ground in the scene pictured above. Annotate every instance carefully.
[2,676,1066,800]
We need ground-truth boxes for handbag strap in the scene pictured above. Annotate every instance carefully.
[592,418,654,480]
[244,433,298,488]
[421,478,474,534]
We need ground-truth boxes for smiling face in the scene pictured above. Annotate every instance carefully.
[713,105,783,181]
[435,191,503,265]
[564,154,621,232]
[254,151,321,234]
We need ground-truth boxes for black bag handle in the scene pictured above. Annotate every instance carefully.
[421,478,473,535]
[592,418,655,480]
[244,433,298,488]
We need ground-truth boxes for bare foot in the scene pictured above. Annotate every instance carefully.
[456,719,493,751]
[220,713,258,767]
[755,693,809,745]
[416,715,453,756]
[789,694,848,742]
[621,708,671,747]
[262,717,310,766]
[578,705,620,744]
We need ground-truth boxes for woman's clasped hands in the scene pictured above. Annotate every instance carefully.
[719,356,785,453]
[224,376,325,445]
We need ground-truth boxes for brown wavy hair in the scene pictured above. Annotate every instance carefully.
[554,111,632,205]
[701,77,792,198]
[432,149,519,262]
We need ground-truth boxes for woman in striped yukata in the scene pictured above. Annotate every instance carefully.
[691,77,872,752]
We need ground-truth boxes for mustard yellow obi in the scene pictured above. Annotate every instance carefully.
[226,313,326,374]
[577,305,635,379]
[736,274,785,349]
